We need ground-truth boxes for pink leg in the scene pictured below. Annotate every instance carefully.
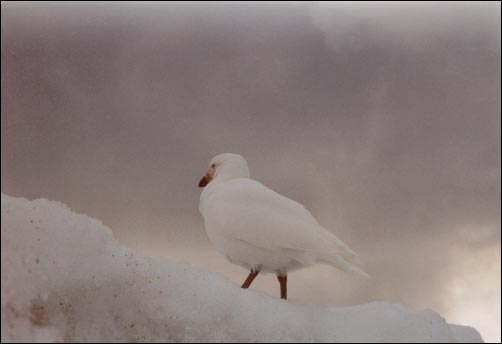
[241,270,259,289]
[277,274,287,300]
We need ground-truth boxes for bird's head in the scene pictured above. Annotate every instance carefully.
[198,153,250,187]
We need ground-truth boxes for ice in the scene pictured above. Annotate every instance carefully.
[1,193,483,342]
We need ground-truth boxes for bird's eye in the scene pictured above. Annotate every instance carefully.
[211,163,216,168]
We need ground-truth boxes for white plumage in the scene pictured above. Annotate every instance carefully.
[198,153,368,299]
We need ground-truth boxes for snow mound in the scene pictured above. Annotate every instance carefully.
[1,193,483,342]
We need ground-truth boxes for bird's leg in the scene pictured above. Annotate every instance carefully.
[277,274,287,300]
[241,270,259,289]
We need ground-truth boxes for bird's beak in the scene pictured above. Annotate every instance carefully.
[198,171,211,187]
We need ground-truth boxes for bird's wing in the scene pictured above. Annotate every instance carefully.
[204,179,345,253]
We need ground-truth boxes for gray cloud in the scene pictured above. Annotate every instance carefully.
[1,2,500,341]
[311,2,501,53]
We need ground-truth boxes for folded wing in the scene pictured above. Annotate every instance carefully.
[203,179,367,277]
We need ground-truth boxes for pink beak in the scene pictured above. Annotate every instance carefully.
[198,173,210,187]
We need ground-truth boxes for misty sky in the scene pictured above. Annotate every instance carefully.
[1,2,500,341]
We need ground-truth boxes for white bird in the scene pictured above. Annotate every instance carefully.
[198,153,369,300]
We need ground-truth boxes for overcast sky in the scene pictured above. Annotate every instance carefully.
[1,2,500,341]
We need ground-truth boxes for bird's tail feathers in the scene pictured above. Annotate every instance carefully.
[318,231,370,279]
[339,257,370,279]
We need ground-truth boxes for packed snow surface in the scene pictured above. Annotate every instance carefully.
[1,194,483,342]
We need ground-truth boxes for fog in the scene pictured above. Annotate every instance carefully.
[1,2,500,341]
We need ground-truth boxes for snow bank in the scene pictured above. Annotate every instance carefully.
[1,193,483,343]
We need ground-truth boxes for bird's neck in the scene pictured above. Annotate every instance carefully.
[213,164,250,184]
[199,164,250,215]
